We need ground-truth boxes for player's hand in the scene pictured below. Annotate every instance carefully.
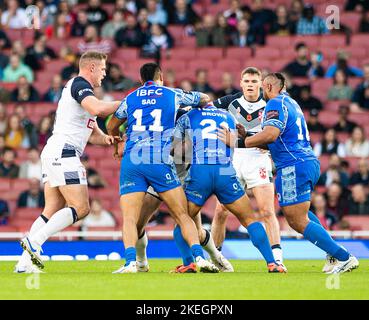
[236,123,247,140]
[104,135,115,145]
[217,124,237,148]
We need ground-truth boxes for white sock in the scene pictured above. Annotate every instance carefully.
[136,232,148,265]
[201,229,220,260]
[17,215,48,267]
[30,208,77,247]
[272,247,283,264]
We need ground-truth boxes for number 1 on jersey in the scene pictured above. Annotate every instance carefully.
[296,117,310,141]
[133,109,163,132]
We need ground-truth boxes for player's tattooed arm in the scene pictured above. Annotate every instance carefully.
[199,93,211,106]
[244,126,280,148]
[106,115,126,159]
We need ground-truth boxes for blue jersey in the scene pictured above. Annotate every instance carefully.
[114,81,201,164]
[262,92,317,170]
[174,105,236,164]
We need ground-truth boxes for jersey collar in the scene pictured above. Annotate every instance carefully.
[144,81,157,86]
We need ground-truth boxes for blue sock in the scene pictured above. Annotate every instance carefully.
[303,221,350,261]
[124,247,136,266]
[308,210,322,226]
[191,244,205,259]
[247,222,276,264]
[173,225,194,266]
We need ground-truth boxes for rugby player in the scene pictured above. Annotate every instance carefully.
[171,103,286,273]
[107,63,219,273]
[18,51,121,272]
[219,73,359,274]
[211,67,284,267]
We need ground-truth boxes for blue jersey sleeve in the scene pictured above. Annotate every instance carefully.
[174,88,201,107]
[114,98,128,120]
[263,98,287,133]
[173,114,190,140]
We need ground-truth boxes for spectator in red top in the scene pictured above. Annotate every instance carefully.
[45,12,71,39]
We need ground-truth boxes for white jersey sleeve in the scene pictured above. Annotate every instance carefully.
[42,76,97,157]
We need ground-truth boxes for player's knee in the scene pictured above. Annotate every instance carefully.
[74,203,90,219]
[259,208,274,220]
[287,217,306,233]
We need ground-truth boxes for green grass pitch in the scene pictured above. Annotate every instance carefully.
[1,259,368,300]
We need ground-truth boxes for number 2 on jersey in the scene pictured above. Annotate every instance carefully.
[200,119,228,139]
[132,109,163,132]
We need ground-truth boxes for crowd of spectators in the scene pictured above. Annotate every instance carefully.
[0,0,368,230]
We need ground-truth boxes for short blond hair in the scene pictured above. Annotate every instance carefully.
[79,51,107,68]
[241,67,262,78]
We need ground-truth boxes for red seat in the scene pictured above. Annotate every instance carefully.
[205,3,229,15]
[96,158,119,169]
[271,58,292,72]
[166,48,197,61]
[83,226,119,240]
[196,47,224,60]
[161,59,187,72]
[318,110,339,127]
[241,58,271,70]
[47,38,66,53]
[324,100,350,112]
[11,178,31,192]
[113,48,139,61]
[0,82,17,90]
[67,37,84,53]
[256,47,280,60]
[340,12,362,33]
[84,145,110,159]
[188,59,214,70]
[44,59,70,74]
[266,35,292,48]
[0,178,11,192]
[290,35,320,48]
[4,29,22,42]
[167,25,185,41]
[0,225,18,233]
[351,34,369,48]
[343,216,369,231]
[321,35,346,48]
[215,59,242,72]
[345,157,362,173]
[348,113,369,127]
[226,47,252,61]
[14,207,42,220]
[179,36,196,48]
[346,46,367,60]
[318,154,330,172]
